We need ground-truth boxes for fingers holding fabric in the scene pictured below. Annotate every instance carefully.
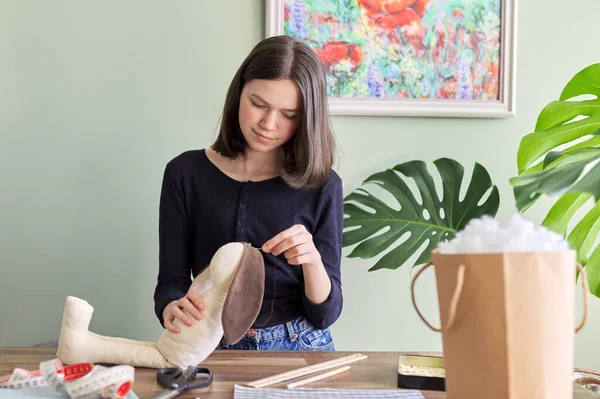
[162,291,206,333]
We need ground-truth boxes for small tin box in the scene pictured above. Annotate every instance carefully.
[397,354,445,391]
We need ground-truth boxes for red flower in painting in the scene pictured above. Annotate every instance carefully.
[439,79,458,99]
[357,0,430,29]
[317,42,363,71]
[411,0,430,17]
[452,8,464,18]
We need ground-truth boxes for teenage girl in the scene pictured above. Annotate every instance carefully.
[154,35,343,351]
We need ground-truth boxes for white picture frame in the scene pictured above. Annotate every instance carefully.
[265,0,518,118]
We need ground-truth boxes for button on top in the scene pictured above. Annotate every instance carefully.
[238,221,243,226]
[239,204,245,209]
[243,186,249,191]
[247,328,256,337]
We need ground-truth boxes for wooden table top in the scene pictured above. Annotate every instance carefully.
[0,348,596,398]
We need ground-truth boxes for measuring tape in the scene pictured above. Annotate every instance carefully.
[245,353,368,388]
[0,358,135,398]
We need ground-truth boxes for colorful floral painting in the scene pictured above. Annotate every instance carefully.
[283,0,502,101]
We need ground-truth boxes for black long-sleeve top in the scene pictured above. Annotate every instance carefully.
[153,149,344,330]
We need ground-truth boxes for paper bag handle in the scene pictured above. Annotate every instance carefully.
[410,262,588,333]
[410,262,466,332]
[575,263,589,333]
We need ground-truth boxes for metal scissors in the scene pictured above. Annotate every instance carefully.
[149,365,213,399]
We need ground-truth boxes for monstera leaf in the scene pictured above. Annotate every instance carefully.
[511,147,600,212]
[510,63,600,297]
[343,158,500,271]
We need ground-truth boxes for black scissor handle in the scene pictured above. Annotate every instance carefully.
[156,367,183,388]
[186,367,213,390]
[156,367,213,390]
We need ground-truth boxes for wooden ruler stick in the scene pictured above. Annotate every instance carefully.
[245,353,367,389]
[287,366,351,389]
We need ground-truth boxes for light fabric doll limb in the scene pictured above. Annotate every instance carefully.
[89,333,158,347]
[56,296,171,369]
[56,242,265,369]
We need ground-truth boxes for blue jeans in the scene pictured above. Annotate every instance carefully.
[216,317,335,351]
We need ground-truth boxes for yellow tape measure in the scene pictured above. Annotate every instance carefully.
[245,353,368,388]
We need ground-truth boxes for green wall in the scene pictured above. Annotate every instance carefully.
[2,0,600,370]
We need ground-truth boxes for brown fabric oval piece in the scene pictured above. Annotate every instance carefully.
[222,243,265,345]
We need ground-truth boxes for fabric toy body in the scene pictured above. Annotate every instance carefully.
[56,242,264,369]
[157,242,244,367]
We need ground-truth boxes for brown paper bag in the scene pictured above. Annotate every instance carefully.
[411,249,589,399]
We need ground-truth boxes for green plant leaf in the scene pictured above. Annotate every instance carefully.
[566,200,600,266]
[583,242,600,295]
[541,192,595,284]
[343,158,499,271]
[511,63,600,299]
[517,113,600,174]
[510,147,600,212]
[559,63,600,101]
[541,192,592,235]
[534,99,600,131]
[517,63,600,175]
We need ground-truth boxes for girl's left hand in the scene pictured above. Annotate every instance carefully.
[262,224,321,266]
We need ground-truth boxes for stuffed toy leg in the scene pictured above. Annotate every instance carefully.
[56,242,264,369]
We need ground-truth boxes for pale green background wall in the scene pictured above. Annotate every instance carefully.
[2,0,600,369]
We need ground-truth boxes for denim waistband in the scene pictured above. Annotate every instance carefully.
[245,317,317,342]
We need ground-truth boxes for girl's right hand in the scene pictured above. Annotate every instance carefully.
[162,291,206,333]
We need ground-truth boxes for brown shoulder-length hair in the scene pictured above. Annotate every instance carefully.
[212,35,335,189]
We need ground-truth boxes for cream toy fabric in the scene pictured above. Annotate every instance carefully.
[56,242,264,369]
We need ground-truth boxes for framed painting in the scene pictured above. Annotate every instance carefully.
[266,0,517,118]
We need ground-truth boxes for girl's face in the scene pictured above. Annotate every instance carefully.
[238,79,303,153]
